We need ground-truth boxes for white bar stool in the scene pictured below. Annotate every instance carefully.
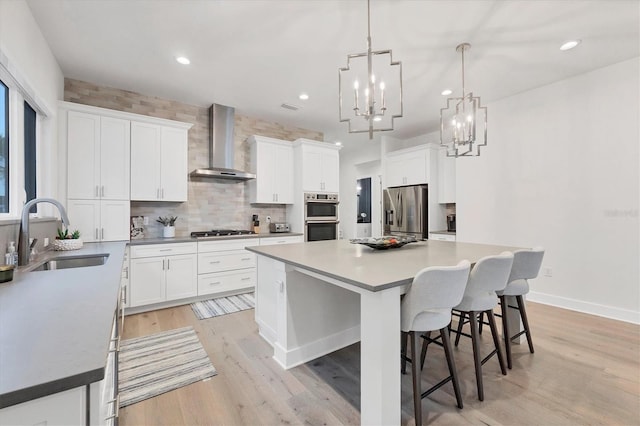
[497,247,545,369]
[451,252,514,401]
[400,260,471,426]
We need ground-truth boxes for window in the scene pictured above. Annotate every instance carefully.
[24,101,36,212]
[0,80,8,213]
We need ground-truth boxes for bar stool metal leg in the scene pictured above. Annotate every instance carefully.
[486,310,507,375]
[517,295,535,353]
[410,331,423,426]
[499,295,513,369]
[454,311,466,347]
[401,331,409,374]
[440,327,463,409]
[469,311,484,401]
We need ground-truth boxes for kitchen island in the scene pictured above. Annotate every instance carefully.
[246,239,523,425]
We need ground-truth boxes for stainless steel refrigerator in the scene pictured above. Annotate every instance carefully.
[383,185,428,240]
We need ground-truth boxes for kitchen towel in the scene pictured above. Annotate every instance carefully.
[190,292,255,320]
[118,326,217,408]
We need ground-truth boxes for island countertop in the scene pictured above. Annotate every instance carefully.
[246,239,523,292]
[0,241,127,409]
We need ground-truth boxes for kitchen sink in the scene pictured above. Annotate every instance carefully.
[32,254,109,271]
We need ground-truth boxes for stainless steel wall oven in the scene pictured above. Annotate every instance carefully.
[304,192,339,241]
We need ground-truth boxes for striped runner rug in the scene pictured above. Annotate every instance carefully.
[190,292,255,320]
[118,326,217,408]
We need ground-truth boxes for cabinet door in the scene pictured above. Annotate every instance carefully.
[66,199,100,242]
[0,386,85,425]
[67,111,100,199]
[252,141,277,203]
[273,143,294,203]
[165,254,197,300]
[130,257,165,306]
[385,155,405,187]
[160,127,188,202]
[100,200,130,241]
[100,117,131,200]
[404,151,428,185]
[320,150,340,192]
[302,148,323,192]
[130,122,162,201]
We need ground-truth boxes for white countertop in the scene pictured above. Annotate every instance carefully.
[0,242,127,408]
[247,239,522,292]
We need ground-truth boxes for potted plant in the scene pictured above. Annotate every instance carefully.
[157,216,178,238]
[53,228,83,251]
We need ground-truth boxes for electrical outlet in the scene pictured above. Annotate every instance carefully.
[543,267,553,277]
[143,216,149,225]
[44,238,49,247]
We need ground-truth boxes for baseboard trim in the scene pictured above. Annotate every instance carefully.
[273,325,361,370]
[528,291,640,325]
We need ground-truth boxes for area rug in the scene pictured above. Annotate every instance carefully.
[118,326,217,407]
[190,292,255,320]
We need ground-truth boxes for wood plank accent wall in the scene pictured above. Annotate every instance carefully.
[64,79,323,237]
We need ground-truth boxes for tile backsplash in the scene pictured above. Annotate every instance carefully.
[0,219,61,263]
[64,79,324,237]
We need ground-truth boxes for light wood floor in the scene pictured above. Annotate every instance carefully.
[120,301,640,425]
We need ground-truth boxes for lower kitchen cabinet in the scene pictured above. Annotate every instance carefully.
[197,239,258,297]
[129,242,197,307]
[428,233,456,242]
[0,386,86,425]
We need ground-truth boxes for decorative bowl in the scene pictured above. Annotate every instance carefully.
[349,235,418,250]
[52,238,83,251]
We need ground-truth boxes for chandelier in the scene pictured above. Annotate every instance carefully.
[440,43,487,157]
[339,0,403,139]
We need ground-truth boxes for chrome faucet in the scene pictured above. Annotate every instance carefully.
[18,198,71,266]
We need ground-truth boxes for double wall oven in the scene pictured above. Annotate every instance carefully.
[304,192,339,241]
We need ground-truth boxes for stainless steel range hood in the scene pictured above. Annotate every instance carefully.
[190,104,256,180]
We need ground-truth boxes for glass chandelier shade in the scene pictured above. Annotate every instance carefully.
[339,0,403,139]
[440,43,487,157]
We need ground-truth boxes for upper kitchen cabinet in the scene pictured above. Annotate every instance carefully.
[248,135,294,204]
[385,146,431,187]
[130,122,190,202]
[67,111,130,200]
[293,139,340,193]
[438,147,456,203]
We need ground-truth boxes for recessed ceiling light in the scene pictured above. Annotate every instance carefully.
[335,141,342,147]
[176,56,191,65]
[373,116,382,122]
[441,89,453,96]
[299,93,309,100]
[560,40,581,51]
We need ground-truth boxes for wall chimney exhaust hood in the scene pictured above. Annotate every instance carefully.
[190,104,256,181]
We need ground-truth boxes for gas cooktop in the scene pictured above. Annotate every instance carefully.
[190,229,256,238]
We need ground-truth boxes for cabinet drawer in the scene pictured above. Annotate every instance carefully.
[198,250,256,274]
[131,242,196,258]
[198,269,256,296]
[429,233,456,242]
[198,238,260,253]
[260,235,304,245]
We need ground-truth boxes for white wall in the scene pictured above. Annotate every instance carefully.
[457,58,639,323]
[339,138,382,239]
[0,0,64,215]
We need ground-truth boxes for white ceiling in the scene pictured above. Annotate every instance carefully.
[27,0,640,147]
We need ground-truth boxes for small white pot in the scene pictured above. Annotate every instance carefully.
[163,226,175,238]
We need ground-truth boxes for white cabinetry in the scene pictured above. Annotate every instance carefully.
[259,235,304,245]
[248,135,294,204]
[130,122,189,202]
[429,233,456,242]
[67,199,130,242]
[129,243,197,307]
[197,239,259,297]
[0,386,85,425]
[438,148,456,203]
[385,146,430,187]
[294,139,340,193]
[67,111,130,200]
